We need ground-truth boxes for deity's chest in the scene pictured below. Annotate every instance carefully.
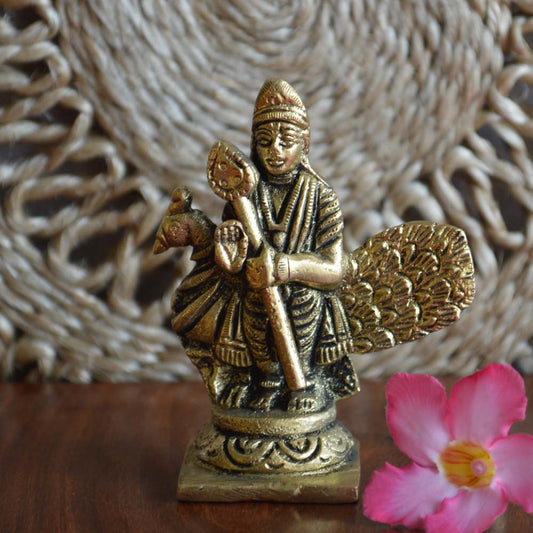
[257,176,317,254]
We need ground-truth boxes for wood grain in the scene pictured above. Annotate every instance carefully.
[0,378,532,532]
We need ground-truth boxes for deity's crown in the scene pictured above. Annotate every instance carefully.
[253,79,309,130]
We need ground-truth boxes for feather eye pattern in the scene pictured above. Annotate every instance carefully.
[338,222,475,355]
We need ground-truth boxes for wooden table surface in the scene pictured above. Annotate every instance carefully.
[1,378,532,532]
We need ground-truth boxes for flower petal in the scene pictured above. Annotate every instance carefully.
[363,462,457,529]
[447,363,527,446]
[491,434,533,512]
[425,486,507,533]
[386,373,450,465]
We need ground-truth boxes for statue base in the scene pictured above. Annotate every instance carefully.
[177,405,360,503]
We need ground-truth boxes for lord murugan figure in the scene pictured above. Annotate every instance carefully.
[154,80,475,502]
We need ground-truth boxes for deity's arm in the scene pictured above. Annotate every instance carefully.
[275,183,346,290]
[275,239,345,290]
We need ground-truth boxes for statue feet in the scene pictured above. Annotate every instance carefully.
[288,384,325,413]
[217,368,252,409]
[248,379,327,413]
[219,382,249,409]
[249,378,282,411]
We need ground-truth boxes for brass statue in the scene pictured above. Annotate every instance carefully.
[154,79,475,502]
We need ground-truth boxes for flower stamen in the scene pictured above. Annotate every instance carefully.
[439,441,495,489]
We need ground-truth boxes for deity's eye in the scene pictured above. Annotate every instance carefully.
[256,134,272,147]
[280,136,297,148]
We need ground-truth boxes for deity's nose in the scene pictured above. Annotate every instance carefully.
[270,137,282,157]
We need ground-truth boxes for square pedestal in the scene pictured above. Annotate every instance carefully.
[177,439,359,503]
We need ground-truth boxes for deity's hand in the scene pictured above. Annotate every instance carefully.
[214,220,249,274]
[246,245,276,289]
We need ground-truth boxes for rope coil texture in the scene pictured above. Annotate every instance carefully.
[0,0,532,382]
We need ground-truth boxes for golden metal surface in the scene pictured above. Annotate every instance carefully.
[177,436,360,503]
[208,140,306,391]
[191,406,354,475]
[154,79,475,502]
[211,404,337,436]
[339,221,476,353]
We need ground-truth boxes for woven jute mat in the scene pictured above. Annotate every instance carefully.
[0,0,532,382]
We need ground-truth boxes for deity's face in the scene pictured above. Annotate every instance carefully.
[254,122,307,176]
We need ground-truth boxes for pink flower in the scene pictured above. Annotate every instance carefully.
[363,364,533,533]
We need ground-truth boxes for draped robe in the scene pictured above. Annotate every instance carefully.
[171,169,354,376]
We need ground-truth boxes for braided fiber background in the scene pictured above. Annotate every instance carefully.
[1,0,532,382]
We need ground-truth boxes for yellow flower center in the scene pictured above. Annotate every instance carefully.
[438,441,495,489]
